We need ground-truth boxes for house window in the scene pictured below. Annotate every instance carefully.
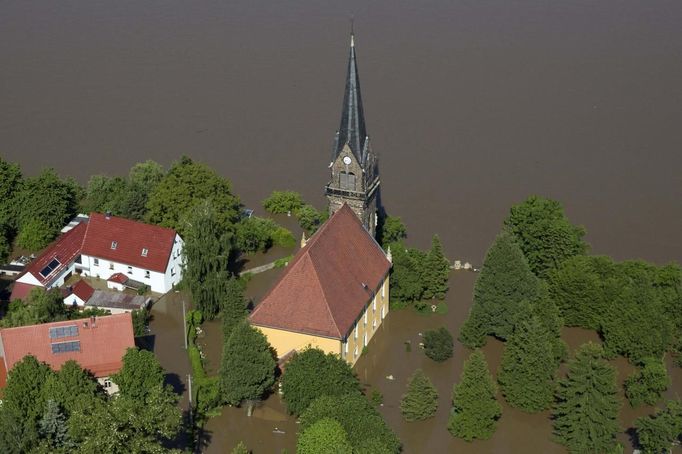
[354,325,358,339]
[344,341,349,354]
[373,318,377,330]
[354,345,358,358]
[93,258,99,266]
[364,332,368,347]
[109,263,114,270]
[381,306,385,320]
[373,297,376,312]
[171,267,176,276]
[141,248,148,257]
[103,378,112,389]
[144,270,150,279]
[339,171,356,191]
[364,311,367,325]
[127,266,133,275]
[381,283,385,299]
[111,241,117,250]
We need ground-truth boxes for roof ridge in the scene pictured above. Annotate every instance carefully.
[308,254,343,339]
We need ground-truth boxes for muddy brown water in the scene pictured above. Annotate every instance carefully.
[2,1,682,452]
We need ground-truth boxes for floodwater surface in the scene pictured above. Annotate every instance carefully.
[2,1,682,452]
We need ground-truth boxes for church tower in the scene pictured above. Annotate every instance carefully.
[325,32,380,237]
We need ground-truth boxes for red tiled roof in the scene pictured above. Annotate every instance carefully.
[81,213,176,273]
[107,273,128,284]
[9,282,38,301]
[249,204,390,339]
[0,313,135,379]
[20,222,87,287]
[72,280,95,302]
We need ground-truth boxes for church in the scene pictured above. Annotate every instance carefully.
[250,33,390,366]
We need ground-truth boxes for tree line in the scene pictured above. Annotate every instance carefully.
[0,348,181,453]
[451,195,681,452]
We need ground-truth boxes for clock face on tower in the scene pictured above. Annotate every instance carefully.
[343,156,352,165]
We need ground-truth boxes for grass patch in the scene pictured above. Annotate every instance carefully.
[274,255,293,268]
[414,301,448,316]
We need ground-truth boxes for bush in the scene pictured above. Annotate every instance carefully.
[423,327,453,362]
[297,418,352,454]
[271,226,295,247]
[624,358,670,407]
[295,204,326,234]
[281,348,360,416]
[262,191,304,214]
[16,218,54,251]
[131,309,149,337]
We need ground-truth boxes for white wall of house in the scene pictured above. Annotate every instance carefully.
[16,262,77,290]
[63,293,87,307]
[80,235,183,294]
[98,376,120,395]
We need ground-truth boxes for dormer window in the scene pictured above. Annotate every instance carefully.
[111,241,118,250]
[141,248,148,257]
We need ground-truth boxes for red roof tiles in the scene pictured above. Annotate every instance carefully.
[107,273,128,284]
[0,313,135,379]
[249,204,390,339]
[71,279,95,302]
[82,213,177,273]
[9,282,38,301]
[21,222,87,287]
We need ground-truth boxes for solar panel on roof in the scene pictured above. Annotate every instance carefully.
[39,258,61,278]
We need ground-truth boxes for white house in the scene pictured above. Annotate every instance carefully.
[10,213,184,300]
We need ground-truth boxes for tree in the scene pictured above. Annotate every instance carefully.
[422,235,450,300]
[296,204,326,234]
[297,418,353,454]
[219,321,276,406]
[15,168,80,243]
[389,243,426,306]
[183,201,232,319]
[235,216,277,253]
[0,157,22,229]
[504,195,588,278]
[624,358,670,407]
[459,231,540,348]
[400,369,438,421]
[0,224,10,263]
[448,350,501,441]
[111,348,165,401]
[146,155,240,237]
[634,400,682,454]
[81,175,129,216]
[553,343,621,454]
[423,327,454,362]
[15,218,53,251]
[1,287,68,328]
[281,348,360,416]
[38,400,71,450]
[69,383,181,453]
[300,394,401,453]
[42,360,101,414]
[221,276,247,340]
[497,314,557,412]
[124,160,164,220]
[0,355,55,451]
[262,190,304,214]
[379,216,407,247]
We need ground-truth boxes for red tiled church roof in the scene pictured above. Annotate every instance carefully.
[82,213,176,273]
[249,204,391,339]
[0,313,135,379]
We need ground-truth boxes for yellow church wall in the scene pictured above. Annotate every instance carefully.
[253,274,390,368]
[254,326,341,359]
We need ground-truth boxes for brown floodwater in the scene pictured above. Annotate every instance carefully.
[2,1,682,452]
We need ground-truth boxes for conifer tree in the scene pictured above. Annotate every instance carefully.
[400,369,439,421]
[422,235,450,300]
[497,314,557,412]
[459,231,540,348]
[38,400,71,449]
[448,350,501,441]
[553,343,621,454]
[219,321,276,406]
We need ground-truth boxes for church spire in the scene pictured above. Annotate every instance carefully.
[335,31,367,163]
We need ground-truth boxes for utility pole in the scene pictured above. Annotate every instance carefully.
[182,299,188,350]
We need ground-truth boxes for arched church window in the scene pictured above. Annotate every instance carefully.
[340,172,356,191]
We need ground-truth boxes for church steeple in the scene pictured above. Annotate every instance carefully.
[334,32,367,163]
[325,31,381,237]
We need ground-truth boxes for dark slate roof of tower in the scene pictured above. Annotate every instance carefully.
[334,33,368,164]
